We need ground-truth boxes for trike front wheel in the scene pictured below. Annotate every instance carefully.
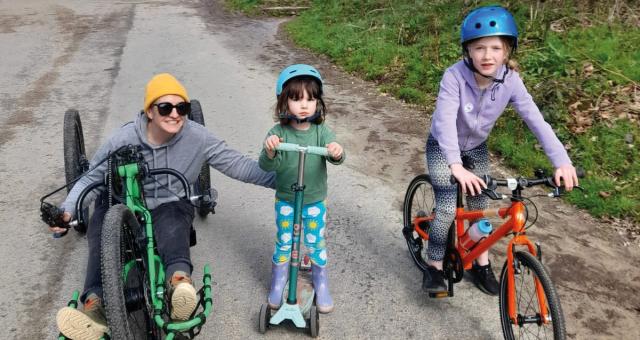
[101,204,157,340]
[402,174,435,272]
[499,251,566,340]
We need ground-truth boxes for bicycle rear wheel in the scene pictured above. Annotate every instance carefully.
[101,204,158,340]
[499,251,566,340]
[402,174,435,272]
[189,99,212,218]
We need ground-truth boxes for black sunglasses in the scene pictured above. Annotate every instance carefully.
[153,102,191,116]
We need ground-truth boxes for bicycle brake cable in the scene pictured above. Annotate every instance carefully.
[522,196,539,230]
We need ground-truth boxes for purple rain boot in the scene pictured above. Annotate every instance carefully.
[311,264,334,313]
[267,262,290,309]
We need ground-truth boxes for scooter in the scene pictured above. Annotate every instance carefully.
[258,143,329,338]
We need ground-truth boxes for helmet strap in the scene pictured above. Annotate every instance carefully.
[463,56,510,84]
[279,110,322,124]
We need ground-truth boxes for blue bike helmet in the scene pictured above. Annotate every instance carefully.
[461,6,518,49]
[276,64,323,97]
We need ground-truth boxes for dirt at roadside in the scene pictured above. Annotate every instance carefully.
[205,2,640,338]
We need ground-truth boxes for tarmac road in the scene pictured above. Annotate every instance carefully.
[0,1,540,339]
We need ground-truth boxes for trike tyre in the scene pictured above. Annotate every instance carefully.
[188,99,212,218]
[63,109,89,190]
[101,204,156,340]
[499,251,566,340]
[402,174,435,272]
[63,109,89,232]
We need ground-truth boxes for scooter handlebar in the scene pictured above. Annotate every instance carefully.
[276,143,329,157]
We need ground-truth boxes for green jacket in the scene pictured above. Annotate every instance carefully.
[259,123,345,203]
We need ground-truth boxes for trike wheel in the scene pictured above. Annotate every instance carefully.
[499,251,566,340]
[101,204,155,340]
[63,109,89,232]
[258,303,270,334]
[189,100,212,218]
[402,174,435,272]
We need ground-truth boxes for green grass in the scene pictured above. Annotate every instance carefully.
[227,0,640,223]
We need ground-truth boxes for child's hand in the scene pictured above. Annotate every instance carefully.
[264,135,281,159]
[554,164,579,191]
[326,142,343,160]
[450,163,486,196]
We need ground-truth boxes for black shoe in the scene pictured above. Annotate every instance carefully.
[422,265,447,293]
[470,262,499,296]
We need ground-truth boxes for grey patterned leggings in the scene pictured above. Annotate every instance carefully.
[425,135,489,262]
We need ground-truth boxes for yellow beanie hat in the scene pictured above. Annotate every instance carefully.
[143,73,189,111]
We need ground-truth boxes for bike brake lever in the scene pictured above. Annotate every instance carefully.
[482,188,504,200]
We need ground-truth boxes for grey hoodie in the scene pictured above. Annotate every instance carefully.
[62,113,275,216]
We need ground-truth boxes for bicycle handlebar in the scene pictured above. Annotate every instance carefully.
[449,168,585,200]
[276,142,329,157]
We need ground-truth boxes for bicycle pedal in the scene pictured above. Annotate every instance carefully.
[428,291,450,298]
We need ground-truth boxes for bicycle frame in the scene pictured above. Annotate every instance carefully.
[411,188,549,325]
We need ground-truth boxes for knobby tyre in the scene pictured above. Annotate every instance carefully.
[63,109,89,232]
[101,204,157,340]
[189,99,212,218]
[402,174,435,272]
[499,251,566,340]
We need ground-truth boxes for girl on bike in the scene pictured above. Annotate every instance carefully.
[259,64,344,313]
[49,73,275,339]
[423,6,578,295]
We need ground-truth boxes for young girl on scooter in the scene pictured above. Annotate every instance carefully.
[259,64,344,313]
[423,6,578,295]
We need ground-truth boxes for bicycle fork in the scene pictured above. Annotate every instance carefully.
[506,238,550,326]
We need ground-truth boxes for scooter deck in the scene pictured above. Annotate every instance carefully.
[282,268,315,315]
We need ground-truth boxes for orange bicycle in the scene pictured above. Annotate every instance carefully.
[402,169,578,339]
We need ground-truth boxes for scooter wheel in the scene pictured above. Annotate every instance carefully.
[309,305,319,338]
[259,303,271,334]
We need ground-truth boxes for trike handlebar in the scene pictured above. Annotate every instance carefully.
[276,143,329,157]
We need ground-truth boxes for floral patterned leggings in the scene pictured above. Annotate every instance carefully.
[272,199,328,267]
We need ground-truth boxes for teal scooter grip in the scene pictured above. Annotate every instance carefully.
[276,143,329,157]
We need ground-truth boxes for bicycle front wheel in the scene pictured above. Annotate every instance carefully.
[101,204,157,340]
[402,174,435,272]
[499,251,566,340]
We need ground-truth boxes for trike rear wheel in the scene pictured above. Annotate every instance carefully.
[402,174,435,272]
[188,99,213,218]
[499,251,566,340]
[101,204,157,340]
[63,109,89,232]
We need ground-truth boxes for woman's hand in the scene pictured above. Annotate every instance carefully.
[326,142,343,160]
[554,164,578,191]
[48,211,72,234]
[264,135,281,159]
[450,163,486,196]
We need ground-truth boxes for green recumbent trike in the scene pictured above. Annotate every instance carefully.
[40,100,215,339]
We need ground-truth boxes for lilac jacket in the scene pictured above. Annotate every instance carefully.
[429,60,572,168]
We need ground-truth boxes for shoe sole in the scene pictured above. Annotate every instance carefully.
[317,304,334,313]
[171,283,198,320]
[57,307,107,340]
